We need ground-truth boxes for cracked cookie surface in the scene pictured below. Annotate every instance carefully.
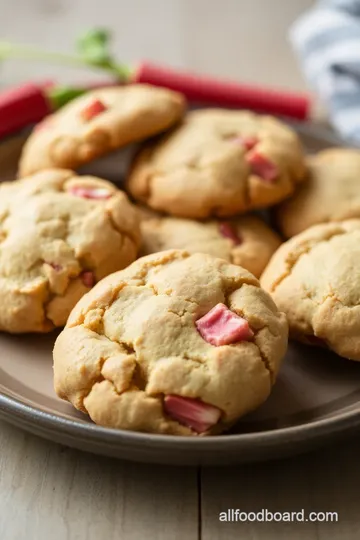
[277,149,360,238]
[54,250,288,436]
[127,109,306,218]
[138,209,281,278]
[0,169,140,333]
[261,220,360,360]
[19,84,186,176]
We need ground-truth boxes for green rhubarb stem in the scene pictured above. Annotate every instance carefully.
[0,42,132,81]
[47,86,88,109]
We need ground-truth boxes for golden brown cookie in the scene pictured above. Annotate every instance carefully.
[54,250,288,436]
[0,169,140,333]
[277,149,360,238]
[261,220,360,360]
[138,210,281,278]
[127,109,306,218]
[18,84,186,176]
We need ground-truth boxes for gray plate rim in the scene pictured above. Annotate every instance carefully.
[1,388,360,451]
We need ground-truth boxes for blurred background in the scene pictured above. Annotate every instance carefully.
[0,0,313,90]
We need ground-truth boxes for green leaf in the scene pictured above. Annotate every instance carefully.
[76,28,113,67]
[48,86,87,109]
[75,27,131,81]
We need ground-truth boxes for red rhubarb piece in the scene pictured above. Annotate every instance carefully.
[81,271,95,288]
[80,98,107,121]
[69,186,112,200]
[164,395,221,433]
[231,135,258,150]
[246,151,278,182]
[218,222,242,245]
[196,303,253,346]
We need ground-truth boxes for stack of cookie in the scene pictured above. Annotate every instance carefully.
[6,82,355,437]
[128,108,306,279]
[2,85,187,333]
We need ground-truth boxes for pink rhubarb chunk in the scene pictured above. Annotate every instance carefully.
[80,98,107,121]
[69,186,112,200]
[164,395,221,433]
[81,271,95,288]
[196,303,254,346]
[246,151,278,182]
[232,135,258,150]
[218,222,243,245]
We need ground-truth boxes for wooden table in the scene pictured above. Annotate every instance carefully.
[1,0,357,538]
[1,421,359,539]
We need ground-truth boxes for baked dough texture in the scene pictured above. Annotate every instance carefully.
[127,109,306,218]
[19,84,186,176]
[0,169,140,333]
[261,220,360,360]
[54,250,288,436]
[277,149,360,238]
[138,210,281,278]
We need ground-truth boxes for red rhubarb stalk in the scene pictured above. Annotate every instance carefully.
[0,82,51,138]
[0,28,312,140]
[133,61,310,120]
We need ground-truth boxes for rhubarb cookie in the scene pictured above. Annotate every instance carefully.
[54,250,288,436]
[261,220,360,361]
[139,212,281,278]
[277,149,360,238]
[127,109,306,218]
[0,169,140,333]
[18,84,186,177]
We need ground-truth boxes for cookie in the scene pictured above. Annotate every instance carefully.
[0,169,140,333]
[127,109,306,218]
[277,149,360,238]
[18,84,186,177]
[54,250,288,436]
[139,211,281,278]
[261,220,360,360]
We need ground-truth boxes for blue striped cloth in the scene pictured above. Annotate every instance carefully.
[290,0,360,142]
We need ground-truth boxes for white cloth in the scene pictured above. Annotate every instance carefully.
[291,0,360,142]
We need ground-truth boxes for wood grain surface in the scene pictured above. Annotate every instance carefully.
[1,1,356,539]
[1,418,359,539]
[201,440,360,540]
[0,422,198,540]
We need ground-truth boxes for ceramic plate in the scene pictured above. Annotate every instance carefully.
[0,122,359,466]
